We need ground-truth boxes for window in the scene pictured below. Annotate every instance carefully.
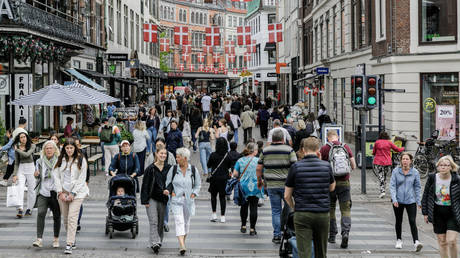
[108,0,114,41]
[96,3,102,45]
[239,17,243,26]
[191,12,195,23]
[179,10,183,22]
[183,10,187,22]
[268,14,276,24]
[200,13,203,24]
[124,5,128,47]
[340,0,345,52]
[332,6,336,56]
[268,49,276,64]
[141,18,144,54]
[420,0,457,43]
[351,0,358,50]
[233,17,237,28]
[359,0,367,47]
[376,0,386,41]
[256,44,261,66]
[314,26,318,61]
[117,0,121,44]
[326,14,329,58]
[130,10,134,49]
[228,15,232,27]
[140,0,144,14]
[87,62,94,70]
[136,14,139,51]
[73,60,81,68]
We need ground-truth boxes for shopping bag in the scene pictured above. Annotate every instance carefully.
[6,185,20,207]
[145,152,154,168]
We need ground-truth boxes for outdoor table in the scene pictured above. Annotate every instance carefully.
[33,139,47,152]
[81,138,101,156]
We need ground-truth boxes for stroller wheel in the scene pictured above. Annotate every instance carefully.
[105,217,109,235]
[108,226,113,239]
[131,227,136,239]
[136,222,139,235]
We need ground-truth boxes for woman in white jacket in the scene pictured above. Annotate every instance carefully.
[53,138,89,255]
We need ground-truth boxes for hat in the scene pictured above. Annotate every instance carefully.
[120,140,130,146]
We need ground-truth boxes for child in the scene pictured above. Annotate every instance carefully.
[116,186,125,196]
[0,129,15,186]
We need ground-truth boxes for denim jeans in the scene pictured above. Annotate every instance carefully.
[164,197,170,225]
[199,142,212,175]
[289,237,315,258]
[267,187,285,237]
[191,128,198,151]
[147,126,157,153]
[233,127,239,144]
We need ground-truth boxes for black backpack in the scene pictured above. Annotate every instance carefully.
[100,125,114,143]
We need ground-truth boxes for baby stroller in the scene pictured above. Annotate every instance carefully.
[105,174,139,239]
[279,205,295,258]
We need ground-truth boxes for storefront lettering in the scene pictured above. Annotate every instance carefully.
[14,74,31,129]
[0,0,14,21]
[423,98,436,113]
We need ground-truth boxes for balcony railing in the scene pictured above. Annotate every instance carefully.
[11,0,84,43]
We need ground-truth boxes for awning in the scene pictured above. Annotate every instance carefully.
[230,81,247,90]
[113,76,138,85]
[264,42,276,51]
[140,64,156,77]
[65,68,107,91]
[294,73,317,86]
[77,69,111,79]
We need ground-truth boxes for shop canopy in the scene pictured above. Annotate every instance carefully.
[65,68,107,91]
[10,82,119,106]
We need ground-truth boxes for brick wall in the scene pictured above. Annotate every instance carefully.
[394,0,410,54]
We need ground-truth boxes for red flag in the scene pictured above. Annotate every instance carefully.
[233,68,238,74]
[268,23,283,43]
[174,26,189,45]
[179,63,184,71]
[143,24,158,43]
[231,0,252,2]
[197,52,205,63]
[237,26,251,45]
[213,52,220,63]
[203,41,213,53]
[244,52,251,62]
[183,45,192,53]
[219,62,225,71]
[160,38,170,52]
[247,40,256,53]
[182,52,190,62]
[223,68,228,74]
[189,65,194,72]
[228,53,236,64]
[199,64,205,72]
[205,27,220,46]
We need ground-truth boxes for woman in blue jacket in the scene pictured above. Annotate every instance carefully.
[165,120,183,158]
[389,152,423,252]
[109,140,140,191]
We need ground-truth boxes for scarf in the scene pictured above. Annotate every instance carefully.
[42,155,58,178]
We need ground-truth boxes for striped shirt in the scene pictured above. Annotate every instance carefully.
[258,143,297,188]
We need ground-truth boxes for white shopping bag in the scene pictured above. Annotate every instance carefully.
[6,185,20,207]
[145,152,154,168]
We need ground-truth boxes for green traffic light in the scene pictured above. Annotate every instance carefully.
[356,97,362,104]
[368,97,376,105]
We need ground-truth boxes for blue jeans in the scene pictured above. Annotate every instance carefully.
[191,128,198,151]
[199,142,212,175]
[267,187,285,237]
[164,197,170,225]
[203,111,209,119]
[289,237,315,258]
[233,127,239,144]
[147,126,157,153]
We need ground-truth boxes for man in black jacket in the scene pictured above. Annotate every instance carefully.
[284,137,336,258]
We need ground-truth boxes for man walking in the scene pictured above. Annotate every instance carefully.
[320,129,356,248]
[257,130,297,244]
[285,137,336,258]
[267,119,292,146]
[201,93,211,119]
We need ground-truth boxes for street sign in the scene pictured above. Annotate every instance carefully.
[125,59,139,68]
[0,75,9,95]
[316,67,329,75]
[267,73,277,77]
[107,53,128,61]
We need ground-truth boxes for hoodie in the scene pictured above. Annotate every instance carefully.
[390,166,421,205]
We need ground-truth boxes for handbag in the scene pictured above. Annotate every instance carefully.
[206,153,228,183]
[6,185,20,207]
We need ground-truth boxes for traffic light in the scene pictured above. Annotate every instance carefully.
[365,75,378,109]
[351,75,365,109]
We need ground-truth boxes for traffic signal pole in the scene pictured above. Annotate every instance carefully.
[361,110,367,194]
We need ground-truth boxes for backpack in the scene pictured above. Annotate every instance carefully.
[305,121,314,135]
[327,142,352,177]
[167,165,197,193]
[100,126,114,143]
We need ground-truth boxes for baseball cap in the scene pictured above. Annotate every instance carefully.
[120,140,130,146]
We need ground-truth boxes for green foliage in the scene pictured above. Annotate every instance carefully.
[121,129,133,143]
[159,31,171,73]
[0,118,5,145]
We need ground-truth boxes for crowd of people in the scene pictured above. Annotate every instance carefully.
[0,91,459,258]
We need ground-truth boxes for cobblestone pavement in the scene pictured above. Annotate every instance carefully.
[0,127,450,257]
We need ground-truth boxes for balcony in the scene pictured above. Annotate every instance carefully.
[6,0,84,43]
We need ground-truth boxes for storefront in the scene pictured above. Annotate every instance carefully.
[421,72,459,141]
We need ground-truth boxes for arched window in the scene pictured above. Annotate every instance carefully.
[218,16,222,26]
[200,13,203,24]
[170,8,174,20]
[179,10,183,22]
[164,7,168,20]
[191,12,195,23]
[160,6,163,18]
[183,10,187,22]
[204,14,207,25]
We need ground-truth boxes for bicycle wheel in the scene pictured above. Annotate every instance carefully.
[414,154,429,179]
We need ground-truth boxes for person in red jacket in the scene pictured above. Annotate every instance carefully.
[372,131,404,198]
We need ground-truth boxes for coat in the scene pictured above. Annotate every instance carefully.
[241,110,256,129]
[52,157,89,199]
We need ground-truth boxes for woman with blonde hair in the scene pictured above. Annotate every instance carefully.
[422,155,460,258]
[294,120,311,152]
[132,120,150,174]
[195,119,213,175]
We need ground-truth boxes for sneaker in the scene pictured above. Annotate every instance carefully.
[52,239,59,248]
[64,245,72,254]
[272,236,281,244]
[328,235,336,244]
[72,241,76,250]
[210,213,217,222]
[340,234,349,248]
[0,180,8,186]
[77,225,81,232]
[16,210,23,219]
[414,240,423,252]
[220,216,225,223]
[163,224,169,232]
[151,244,160,254]
[240,226,247,233]
[379,192,386,198]
[395,239,403,249]
[24,209,32,216]
[32,239,43,248]
[249,229,257,236]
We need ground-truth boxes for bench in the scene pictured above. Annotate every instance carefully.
[87,153,103,176]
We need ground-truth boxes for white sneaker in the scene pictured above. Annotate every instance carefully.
[379,192,386,198]
[395,239,403,249]
[414,240,423,252]
[220,216,225,223]
[0,180,8,186]
[210,213,217,222]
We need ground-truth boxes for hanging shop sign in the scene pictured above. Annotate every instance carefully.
[14,74,33,129]
[107,53,128,61]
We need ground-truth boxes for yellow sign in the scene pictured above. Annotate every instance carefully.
[423,98,436,113]
[239,71,253,77]
[365,142,374,157]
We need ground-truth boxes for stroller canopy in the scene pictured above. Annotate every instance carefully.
[109,174,136,197]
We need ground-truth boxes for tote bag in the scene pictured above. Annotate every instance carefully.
[6,185,20,207]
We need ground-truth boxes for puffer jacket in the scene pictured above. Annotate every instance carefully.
[422,172,460,225]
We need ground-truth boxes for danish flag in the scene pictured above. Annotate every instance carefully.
[213,52,220,63]
[223,69,228,74]
[182,45,192,53]
[143,24,158,43]
[219,63,225,71]
[231,0,252,2]
[233,68,238,74]
[179,63,184,71]
[244,52,251,62]
[189,65,194,72]
[174,26,189,45]
[205,27,221,46]
[199,64,205,72]
[225,41,235,54]
[160,38,170,52]
[268,23,283,43]
[203,41,213,53]
[247,40,256,53]
[182,52,190,62]
[205,65,210,73]
[197,52,205,63]
[228,53,236,64]
[237,26,251,46]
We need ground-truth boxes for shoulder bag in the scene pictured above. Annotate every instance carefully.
[206,153,228,183]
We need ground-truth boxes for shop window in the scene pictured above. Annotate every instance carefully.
[268,49,276,64]
[420,0,457,43]
[87,63,94,70]
[268,14,276,24]
[421,73,459,141]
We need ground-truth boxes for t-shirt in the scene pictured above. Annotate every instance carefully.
[320,141,353,181]
[435,174,452,206]
[201,95,212,112]
[267,127,292,144]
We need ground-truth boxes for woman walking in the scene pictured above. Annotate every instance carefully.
[257,105,270,139]
[11,132,36,218]
[146,107,160,153]
[241,105,256,144]
[422,155,460,258]
[159,110,174,139]
[207,138,232,223]
[53,138,89,254]
[179,115,192,150]
[99,117,121,176]
[294,120,311,152]
[132,121,150,175]
[232,142,264,236]
[190,108,203,153]
[32,140,61,248]
[0,129,15,186]
[373,131,404,198]
[141,147,171,254]
[164,148,201,255]
[196,119,213,175]
[166,120,183,158]
[389,152,423,251]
